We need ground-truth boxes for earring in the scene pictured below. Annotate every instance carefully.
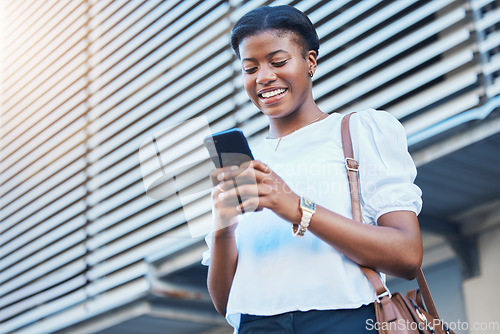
[309,71,314,77]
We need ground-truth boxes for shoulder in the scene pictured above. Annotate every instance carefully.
[349,109,408,148]
[349,109,411,163]
[350,108,404,134]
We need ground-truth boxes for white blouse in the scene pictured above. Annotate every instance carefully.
[202,109,422,331]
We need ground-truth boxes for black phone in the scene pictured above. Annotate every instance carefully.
[203,128,254,168]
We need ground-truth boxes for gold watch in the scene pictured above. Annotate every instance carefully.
[293,197,316,237]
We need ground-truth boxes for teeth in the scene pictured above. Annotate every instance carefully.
[261,88,285,98]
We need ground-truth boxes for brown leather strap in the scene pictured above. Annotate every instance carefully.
[359,266,388,297]
[341,112,387,296]
[341,113,362,223]
[341,112,440,319]
[416,267,439,318]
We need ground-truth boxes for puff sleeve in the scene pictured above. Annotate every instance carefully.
[201,232,212,266]
[350,109,422,225]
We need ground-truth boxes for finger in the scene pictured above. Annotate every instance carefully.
[210,165,239,185]
[211,181,223,200]
[220,171,272,200]
[212,180,234,201]
[210,168,228,186]
[215,165,241,182]
[241,194,276,212]
[236,196,261,214]
[251,160,271,174]
[210,169,220,186]
[219,163,268,184]
[215,186,243,209]
[216,164,246,181]
[235,160,269,174]
[235,168,273,191]
[220,183,261,206]
[217,179,240,194]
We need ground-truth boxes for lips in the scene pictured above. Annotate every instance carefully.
[259,88,286,98]
[257,87,288,104]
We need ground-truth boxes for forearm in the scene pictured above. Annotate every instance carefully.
[305,207,422,279]
[216,161,422,279]
[207,228,238,315]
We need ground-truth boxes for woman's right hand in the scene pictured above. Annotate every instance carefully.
[208,166,243,315]
[210,166,244,234]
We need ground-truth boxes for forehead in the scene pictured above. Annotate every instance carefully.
[239,31,302,59]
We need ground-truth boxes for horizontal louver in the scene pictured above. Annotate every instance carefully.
[1,0,498,332]
[0,0,90,331]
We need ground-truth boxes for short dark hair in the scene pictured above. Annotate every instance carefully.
[230,5,319,59]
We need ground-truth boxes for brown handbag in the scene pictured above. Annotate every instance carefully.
[341,112,454,334]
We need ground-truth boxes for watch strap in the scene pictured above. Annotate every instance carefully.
[293,197,315,237]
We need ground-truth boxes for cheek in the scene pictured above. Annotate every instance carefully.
[243,76,256,96]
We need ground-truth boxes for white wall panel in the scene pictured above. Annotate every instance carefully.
[1,0,498,332]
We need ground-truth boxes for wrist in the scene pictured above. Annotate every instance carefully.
[283,193,301,223]
[294,196,302,224]
[292,196,316,237]
[214,227,236,239]
[213,217,238,238]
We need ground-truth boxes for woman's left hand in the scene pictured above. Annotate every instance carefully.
[216,160,301,224]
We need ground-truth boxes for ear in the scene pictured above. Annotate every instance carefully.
[306,50,318,77]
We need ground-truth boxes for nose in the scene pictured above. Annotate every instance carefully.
[256,64,277,84]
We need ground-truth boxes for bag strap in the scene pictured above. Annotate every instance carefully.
[340,112,440,319]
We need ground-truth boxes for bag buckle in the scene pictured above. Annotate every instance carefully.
[345,158,359,172]
[415,307,438,334]
[376,290,392,303]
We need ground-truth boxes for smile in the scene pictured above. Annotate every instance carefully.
[259,88,287,99]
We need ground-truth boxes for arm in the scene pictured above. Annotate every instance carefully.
[220,161,422,280]
[205,168,241,316]
[306,208,422,280]
[207,225,238,316]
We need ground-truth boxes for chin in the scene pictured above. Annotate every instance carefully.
[261,108,287,119]
[259,103,290,116]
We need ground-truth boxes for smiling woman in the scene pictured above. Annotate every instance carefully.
[202,5,423,334]
[238,31,321,130]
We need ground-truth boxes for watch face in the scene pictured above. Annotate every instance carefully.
[301,197,316,211]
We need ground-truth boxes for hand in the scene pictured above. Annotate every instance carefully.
[210,166,243,234]
[214,160,301,224]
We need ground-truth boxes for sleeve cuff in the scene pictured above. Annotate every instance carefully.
[374,206,419,224]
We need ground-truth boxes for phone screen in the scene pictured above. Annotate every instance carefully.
[203,128,254,168]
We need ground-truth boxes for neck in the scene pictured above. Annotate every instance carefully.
[268,105,325,138]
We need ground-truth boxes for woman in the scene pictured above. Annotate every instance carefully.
[202,5,423,333]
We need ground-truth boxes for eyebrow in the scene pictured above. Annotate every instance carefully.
[242,49,290,62]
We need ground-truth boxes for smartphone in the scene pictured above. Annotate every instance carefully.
[203,128,254,168]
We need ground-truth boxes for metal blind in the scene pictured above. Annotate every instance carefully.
[1,0,498,333]
[1,0,91,331]
[0,0,234,332]
[237,0,499,149]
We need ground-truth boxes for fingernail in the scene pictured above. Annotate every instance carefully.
[218,192,226,199]
[231,165,238,170]
[217,173,224,181]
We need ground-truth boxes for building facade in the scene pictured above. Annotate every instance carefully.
[1,1,499,333]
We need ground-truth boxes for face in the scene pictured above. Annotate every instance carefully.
[238,31,317,119]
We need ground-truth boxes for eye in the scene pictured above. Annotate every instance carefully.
[272,59,288,67]
[243,67,257,74]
